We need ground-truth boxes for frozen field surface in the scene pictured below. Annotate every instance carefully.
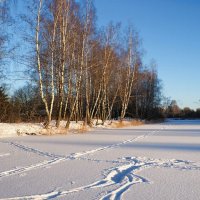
[0,120,200,200]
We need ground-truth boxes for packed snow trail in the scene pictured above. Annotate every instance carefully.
[2,157,200,200]
[0,153,10,157]
[2,128,161,159]
[0,158,65,179]
[0,128,164,179]
[2,141,62,158]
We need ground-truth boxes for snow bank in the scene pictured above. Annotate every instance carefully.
[0,123,44,138]
[0,119,145,138]
[0,121,88,138]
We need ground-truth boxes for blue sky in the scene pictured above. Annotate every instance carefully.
[94,0,200,109]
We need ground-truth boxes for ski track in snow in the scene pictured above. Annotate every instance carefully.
[1,141,62,159]
[0,158,65,179]
[0,153,10,158]
[0,127,164,179]
[2,157,200,200]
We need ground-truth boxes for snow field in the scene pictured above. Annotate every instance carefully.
[0,119,200,200]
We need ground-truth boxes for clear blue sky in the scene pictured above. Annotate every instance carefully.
[94,0,200,109]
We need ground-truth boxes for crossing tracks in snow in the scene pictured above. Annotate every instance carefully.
[0,123,200,200]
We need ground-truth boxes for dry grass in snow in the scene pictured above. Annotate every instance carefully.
[0,119,144,138]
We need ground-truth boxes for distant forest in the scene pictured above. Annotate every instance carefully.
[0,0,199,127]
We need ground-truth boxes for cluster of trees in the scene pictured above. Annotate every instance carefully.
[0,0,164,126]
[165,100,200,119]
[32,0,163,127]
[0,84,42,123]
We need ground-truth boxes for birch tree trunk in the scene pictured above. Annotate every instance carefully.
[36,0,52,128]
[120,27,138,120]
[56,0,70,127]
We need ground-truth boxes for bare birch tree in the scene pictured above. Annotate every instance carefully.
[36,0,61,127]
[120,27,139,119]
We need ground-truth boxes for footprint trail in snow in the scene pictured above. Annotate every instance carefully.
[2,156,200,200]
[0,128,163,179]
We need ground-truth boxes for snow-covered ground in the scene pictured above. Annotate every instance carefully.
[0,121,91,138]
[0,119,200,200]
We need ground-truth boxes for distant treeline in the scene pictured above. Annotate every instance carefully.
[165,100,200,119]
